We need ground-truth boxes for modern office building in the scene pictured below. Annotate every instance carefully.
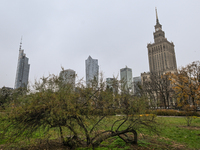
[85,56,99,86]
[120,66,132,92]
[106,78,118,93]
[147,8,177,74]
[59,69,76,87]
[106,78,114,88]
[133,76,141,94]
[14,41,30,89]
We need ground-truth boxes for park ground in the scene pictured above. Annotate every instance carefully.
[0,116,200,150]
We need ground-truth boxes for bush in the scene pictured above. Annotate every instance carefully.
[146,109,200,117]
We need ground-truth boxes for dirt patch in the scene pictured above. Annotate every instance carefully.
[178,125,200,130]
[144,136,187,150]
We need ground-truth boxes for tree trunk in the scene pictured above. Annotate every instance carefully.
[92,129,137,148]
[59,126,65,144]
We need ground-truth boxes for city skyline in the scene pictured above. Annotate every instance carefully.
[0,1,200,88]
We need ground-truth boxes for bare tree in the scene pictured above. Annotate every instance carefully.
[138,72,174,109]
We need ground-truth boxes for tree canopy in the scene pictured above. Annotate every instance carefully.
[169,61,200,108]
[1,73,159,149]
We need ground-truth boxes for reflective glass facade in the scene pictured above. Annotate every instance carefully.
[14,50,30,89]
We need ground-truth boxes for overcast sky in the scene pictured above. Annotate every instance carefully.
[0,0,200,88]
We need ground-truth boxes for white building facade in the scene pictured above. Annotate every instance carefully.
[85,56,99,86]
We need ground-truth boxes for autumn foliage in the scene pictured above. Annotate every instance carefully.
[169,61,200,109]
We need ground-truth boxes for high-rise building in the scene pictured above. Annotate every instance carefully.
[147,8,177,74]
[120,66,132,92]
[85,56,99,86]
[14,40,30,89]
[59,69,76,87]
[106,78,118,93]
[141,9,177,107]
[133,76,141,94]
[106,78,114,89]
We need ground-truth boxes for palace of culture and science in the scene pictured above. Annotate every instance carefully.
[141,8,177,82]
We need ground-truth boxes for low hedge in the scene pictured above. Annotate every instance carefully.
[146,109,200,117]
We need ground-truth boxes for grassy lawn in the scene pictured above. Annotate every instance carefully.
[0,116,200,149]
[156,117,200,149]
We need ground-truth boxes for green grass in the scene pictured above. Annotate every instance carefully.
[1,116,200,149]
[157,117,200,149]
[137,140,151,148]
[77,136,131,150]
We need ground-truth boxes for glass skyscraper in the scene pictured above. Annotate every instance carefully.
[14,42,30,89]
[120,66,133,92]
[85,56,99,86]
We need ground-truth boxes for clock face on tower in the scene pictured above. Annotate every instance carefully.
[156,27,161,31]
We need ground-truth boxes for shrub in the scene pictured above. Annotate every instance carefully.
[146,109,200,117]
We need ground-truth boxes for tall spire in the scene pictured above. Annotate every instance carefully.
[19,36,22,51]
[155,7,159,24]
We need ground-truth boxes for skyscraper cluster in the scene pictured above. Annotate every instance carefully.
[12,8,177,94]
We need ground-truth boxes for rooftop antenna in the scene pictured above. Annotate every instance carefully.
[19,36,23,50]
